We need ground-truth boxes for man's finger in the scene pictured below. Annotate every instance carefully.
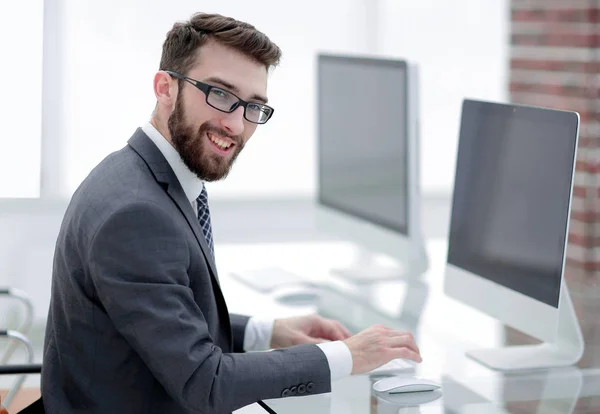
[391,347,423,363]
[321,320,348,341]
[300,334,331,345]
[330,321,351,340]
[308,318,340,340]
[335,321,353,339]
[388,334,421,355]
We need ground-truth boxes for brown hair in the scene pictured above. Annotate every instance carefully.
[159,13,282,75]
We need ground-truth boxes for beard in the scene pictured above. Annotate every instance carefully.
[168,93,244,182]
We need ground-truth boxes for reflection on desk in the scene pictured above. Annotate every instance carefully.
[219,239,600,413]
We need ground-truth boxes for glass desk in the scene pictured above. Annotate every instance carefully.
[258,369,599,413]
[217,239,600,414]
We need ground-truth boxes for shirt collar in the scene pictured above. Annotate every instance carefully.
[142,121,204,204]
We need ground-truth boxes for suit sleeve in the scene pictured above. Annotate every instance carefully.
[229,313,250,353]
[88,201,331,413]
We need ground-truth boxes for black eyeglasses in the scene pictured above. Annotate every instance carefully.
[165,71,274,124]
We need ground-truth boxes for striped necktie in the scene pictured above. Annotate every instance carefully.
[196,184,214,258]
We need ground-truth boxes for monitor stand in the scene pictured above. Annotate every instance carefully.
[501,366,583,412]
[330,246,428,284]
[466,281,584,372]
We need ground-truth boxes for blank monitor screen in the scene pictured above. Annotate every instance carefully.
[447,100,579,308]
[318,54,409,235]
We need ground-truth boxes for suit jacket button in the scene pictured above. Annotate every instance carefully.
[290,386,297,396]
[281,388,291,397]
[306,382,315,393]
[297,384,306,394]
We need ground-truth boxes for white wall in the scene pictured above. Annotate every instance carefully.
[50,0,508,200]
[0,1,43,198]
[1,1,508,201]
[377,0,510,194]
[54,0,375,200]
[0,201,67,324]
[0,0,376,325]
[0,1,510,327]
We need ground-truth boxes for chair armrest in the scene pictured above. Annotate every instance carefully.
[0,330,38,407]
[0,363,42,375]
[0,288,34,334]
[0,289,35,367]
[0,331,34,363]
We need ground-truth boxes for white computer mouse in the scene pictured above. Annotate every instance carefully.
[372,376,441,394]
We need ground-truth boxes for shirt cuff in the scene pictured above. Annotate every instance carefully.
[243,317,275,351]
[316,340,353,381]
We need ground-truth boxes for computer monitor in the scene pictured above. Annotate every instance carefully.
[444,99,584,371]
[315,53,428,284]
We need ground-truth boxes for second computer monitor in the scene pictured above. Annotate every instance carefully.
[444,99,583,371]
[316,53,427,283]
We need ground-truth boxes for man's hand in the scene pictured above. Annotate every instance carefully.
[343,324,422,374]
[270,314,352,349]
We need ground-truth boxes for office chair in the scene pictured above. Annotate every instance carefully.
[0,290,43,413]
[0,360,43,414]
[0,289,34,366]
[0,330,38,409]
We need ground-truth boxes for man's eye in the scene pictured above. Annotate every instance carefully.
[212,89,227,98]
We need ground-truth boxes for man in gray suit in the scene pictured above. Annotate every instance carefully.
[41,12,422,413]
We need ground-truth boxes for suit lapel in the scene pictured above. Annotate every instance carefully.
[127,128,233,349]
[169,187,221,283]
[127,128,221,284]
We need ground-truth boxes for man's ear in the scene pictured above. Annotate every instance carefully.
[153,71,177,109]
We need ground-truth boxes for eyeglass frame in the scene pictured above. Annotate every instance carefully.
[164,70,275,124]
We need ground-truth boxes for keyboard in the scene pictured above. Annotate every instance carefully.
[230,267,416,376]
[229,267,315,293]
[366,358,416,376]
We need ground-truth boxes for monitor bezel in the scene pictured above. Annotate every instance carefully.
[444,98,580,343]
[316,53,416,238]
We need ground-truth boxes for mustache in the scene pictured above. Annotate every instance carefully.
[201,124,242,146]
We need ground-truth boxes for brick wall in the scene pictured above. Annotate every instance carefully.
[506,0,600,376]
[510,0,600,271]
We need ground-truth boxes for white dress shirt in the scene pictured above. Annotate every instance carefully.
[141,122,353,381]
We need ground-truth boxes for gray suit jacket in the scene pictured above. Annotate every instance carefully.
[41,129,331,413]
